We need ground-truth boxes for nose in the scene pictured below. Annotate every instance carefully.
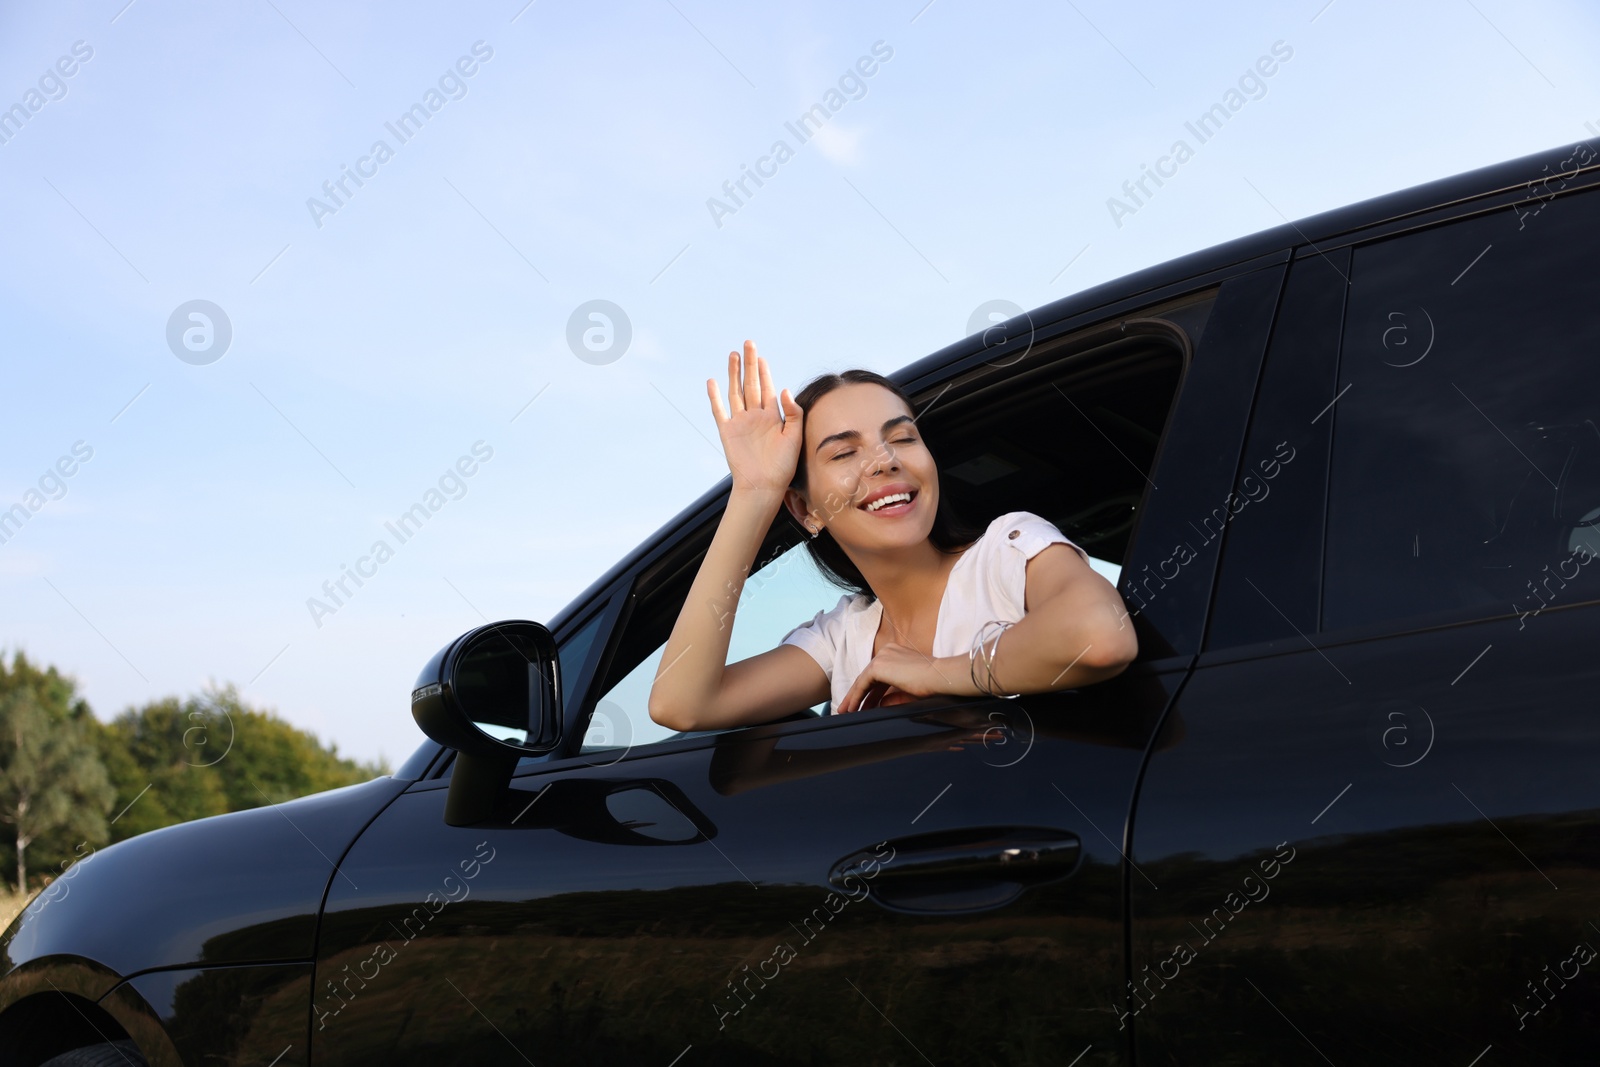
[869,442,899,476]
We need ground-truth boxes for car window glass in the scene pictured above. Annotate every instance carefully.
[1204,250,1348,650]
[1323,185,1600,631]
[582,540,836,753]
[557,608,606,709]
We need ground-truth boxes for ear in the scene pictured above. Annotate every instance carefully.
[783,487,813,531]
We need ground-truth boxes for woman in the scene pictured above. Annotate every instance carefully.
[647,341,1138,731]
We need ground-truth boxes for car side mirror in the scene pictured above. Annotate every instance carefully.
[411,620,562,826]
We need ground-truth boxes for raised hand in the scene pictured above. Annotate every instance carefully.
[707,340,804,495]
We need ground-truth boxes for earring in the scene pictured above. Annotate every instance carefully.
[807,523,821,538]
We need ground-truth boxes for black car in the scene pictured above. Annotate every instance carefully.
[5,136,1598,1067]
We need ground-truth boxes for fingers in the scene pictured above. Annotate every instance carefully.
[779,386,802,438]
[707,377,728,423]
[838,672,869,714]
[722,341,784,422]
[742,340,760,412]
[758,351,778,412]
[879,686,915,708]
[839,671,891,714]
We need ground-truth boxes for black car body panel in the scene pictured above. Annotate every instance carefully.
[0,777,409,1063]
[1,777,407,979]
[313,687,1181,1065]
[109,963,313,1067]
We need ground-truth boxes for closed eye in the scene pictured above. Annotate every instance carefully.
[832,437,915,460]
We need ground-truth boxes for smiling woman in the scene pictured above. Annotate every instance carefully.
[644,342,1138,731]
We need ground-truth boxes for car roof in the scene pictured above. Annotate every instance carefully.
[548,135,1600,634]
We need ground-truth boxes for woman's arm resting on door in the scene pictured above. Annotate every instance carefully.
[991,542,1139,688]
[835,543,1137,713]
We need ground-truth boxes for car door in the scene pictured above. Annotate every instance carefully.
[1129,168,1600,1065]
[307,261,1284,1067]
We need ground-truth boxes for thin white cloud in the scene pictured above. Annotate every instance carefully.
[812,122,865,166]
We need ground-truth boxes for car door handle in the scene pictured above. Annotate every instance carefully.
[828,826,1082,914]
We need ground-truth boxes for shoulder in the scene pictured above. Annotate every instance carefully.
[779,591,874,679]
[983,511,1090,564]
[821,591,874,622]
[781,592,872,641]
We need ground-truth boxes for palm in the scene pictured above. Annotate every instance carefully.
[707,340,803,493]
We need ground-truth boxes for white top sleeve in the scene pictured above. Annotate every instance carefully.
[980,511,1091,620]
[1000,511,1090,563]
[779,592,862,681]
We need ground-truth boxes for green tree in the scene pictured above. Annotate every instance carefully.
[0,649,392,877]
[94,694,232,841]
[98,683,391,844]
[0,652,114,892]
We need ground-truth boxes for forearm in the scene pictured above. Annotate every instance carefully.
[931,591,1136,698]
[649,486,784,728]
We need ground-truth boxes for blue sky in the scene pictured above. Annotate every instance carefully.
[2,0,1597,769]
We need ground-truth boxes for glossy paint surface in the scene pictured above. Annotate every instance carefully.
[1131,608,1600,1064]
[0,777,405,983]
[102,963,312,1067]
[312,683,1177,1066]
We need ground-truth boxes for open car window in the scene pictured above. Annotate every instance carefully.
[573,290,1210,757]
[582,538,837,753]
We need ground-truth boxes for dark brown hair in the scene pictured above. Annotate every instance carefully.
[788,369,985,598]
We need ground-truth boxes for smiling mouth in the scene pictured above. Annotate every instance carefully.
[861,490,918,515]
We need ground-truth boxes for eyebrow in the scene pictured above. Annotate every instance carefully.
[814,415,916,454]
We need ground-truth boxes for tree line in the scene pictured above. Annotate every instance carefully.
[0,650,391,896]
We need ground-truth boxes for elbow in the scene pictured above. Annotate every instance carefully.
[1080,619,1139,677]
[647,693,696,733]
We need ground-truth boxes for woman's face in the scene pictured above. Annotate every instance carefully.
[792,383,940,553]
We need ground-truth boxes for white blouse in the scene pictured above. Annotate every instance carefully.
[779,510,1090,712]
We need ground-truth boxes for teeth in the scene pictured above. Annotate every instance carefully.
[866,492,912,512]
